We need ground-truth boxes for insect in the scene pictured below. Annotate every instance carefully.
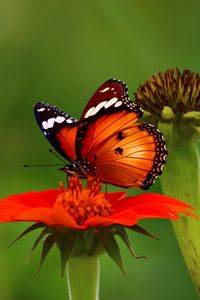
[34,79,167,189]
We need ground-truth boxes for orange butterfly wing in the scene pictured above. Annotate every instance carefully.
[94,123,167,188]
[34,102,78,161]
[78,110,140,161]
[77,111,167,188]
[55,126,78,161]
[76,79,167,188]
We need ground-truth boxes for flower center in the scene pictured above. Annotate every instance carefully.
[56,177,112,225]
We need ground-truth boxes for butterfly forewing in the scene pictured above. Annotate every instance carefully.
[81,79,137,119]
[77,79,143,161]
[34,102,78,161]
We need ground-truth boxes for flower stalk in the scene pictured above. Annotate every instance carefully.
[67,255,100,300]
[160,135,200,294]
[135,68,200,296]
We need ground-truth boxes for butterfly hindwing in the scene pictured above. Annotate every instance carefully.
[93,123,167,188]
[34,102,78,161]
[76,110,142,162]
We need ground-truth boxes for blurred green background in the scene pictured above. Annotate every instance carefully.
[0,0,199,299]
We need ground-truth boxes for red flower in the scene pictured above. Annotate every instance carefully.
[0,176,195,229]
[0,176,196,275]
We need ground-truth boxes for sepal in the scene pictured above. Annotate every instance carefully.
[57,232,76,277]
[112,225,146,259]
[8,222,45,246]
[129,224,159,240]
[99,230,126,275]
[37,233,58,273]
[9,223,156,276]
[26,227,50,263]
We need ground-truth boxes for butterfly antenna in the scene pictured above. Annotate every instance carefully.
[24,163,64,168]
[24,149,66,168]
[48,149,66,164]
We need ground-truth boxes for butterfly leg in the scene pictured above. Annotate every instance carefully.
[66,174,69,186]
[105,183,108,199]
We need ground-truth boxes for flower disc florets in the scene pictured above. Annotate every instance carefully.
[56,177,113,226]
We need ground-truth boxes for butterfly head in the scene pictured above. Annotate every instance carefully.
[59,161,90,179]
[59,163,78,176]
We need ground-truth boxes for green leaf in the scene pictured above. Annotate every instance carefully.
[101,232,126,275]
[26,228,50,263]
[129,224,159,240]
[113,226,146,259]
[9,223,45,246]
[60,234,75,277]
[37,234,57,273]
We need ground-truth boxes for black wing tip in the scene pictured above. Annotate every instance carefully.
[98,79,143,117]
[108,78,125,83]
[34,101,52,109]
[108,78,128,88]
[103,78,128,90]
[34,102,64,116]
[33,102,49,114]
[108,79,144,117]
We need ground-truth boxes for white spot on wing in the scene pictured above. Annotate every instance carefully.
[66,118,73,123]
[85,106,95,118]
[114,101,122,107]
[90,101,107,116]
[42,121,48,130]
[104,97,118,108]
[47,117,55,128]
[55,116,65,123]
[37,107,45,112]
[101,87,110,93]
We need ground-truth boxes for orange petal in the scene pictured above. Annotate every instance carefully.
[51,204,80,229]
[134,203,196,220]
[16,207,54,225]
[83,209,138,228]
[115,193,194,211]
[0,202,30,222]
[106,192,126,206]
[0,189,60,208]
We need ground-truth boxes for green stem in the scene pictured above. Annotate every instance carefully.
[161,142,200,296]
[67,255,100,300]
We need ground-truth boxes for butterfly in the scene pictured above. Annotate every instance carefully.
[34,79,167,189]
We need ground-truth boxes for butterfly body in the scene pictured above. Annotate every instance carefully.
[61,160,93,178]
[34,79,167,189]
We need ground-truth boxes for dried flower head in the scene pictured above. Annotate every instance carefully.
[135,68,200,117]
